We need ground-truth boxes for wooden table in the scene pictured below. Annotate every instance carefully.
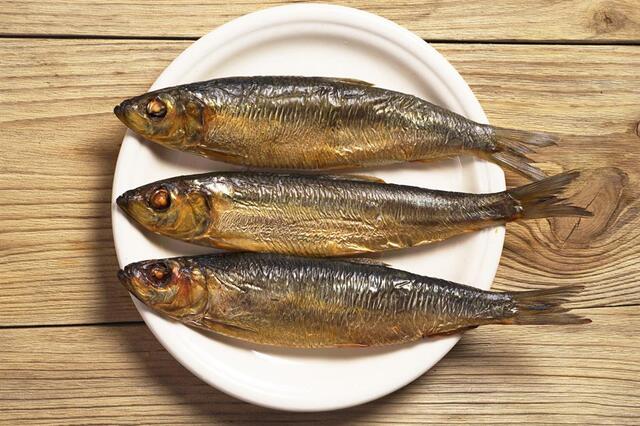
[1,1,639,423]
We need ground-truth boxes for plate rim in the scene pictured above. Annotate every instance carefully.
[111,3,506,412]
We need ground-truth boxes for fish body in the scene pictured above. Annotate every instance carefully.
[118,252,590,348]
[114,76,556,180]
[117,171,590,257]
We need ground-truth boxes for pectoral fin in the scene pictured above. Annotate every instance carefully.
[201,317,259,334]
[198,145,247,162]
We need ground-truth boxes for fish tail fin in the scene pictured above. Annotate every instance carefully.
[505,285,591,325]
[507,170,593,219]
[489,127,558,181]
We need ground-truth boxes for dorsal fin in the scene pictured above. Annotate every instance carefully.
[340,257,390,267]
[324,77,375,87]
[319,174,385,183]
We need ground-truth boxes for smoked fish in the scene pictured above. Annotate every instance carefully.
[118,252,590,348]
[114,76,557,180]
[116,171,590,257]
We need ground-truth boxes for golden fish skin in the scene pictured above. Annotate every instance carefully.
[117,252,590,348]
[116,171,590,257]
[114,76,557,180]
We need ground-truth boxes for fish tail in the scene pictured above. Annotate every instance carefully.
[507,170,593,219]
[489,127,558,180]
[505,285,591,325]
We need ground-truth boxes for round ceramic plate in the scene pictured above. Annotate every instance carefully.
[111,4,505,412]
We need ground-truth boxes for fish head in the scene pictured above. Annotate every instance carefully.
[116,179,210,240]
[114,87,204,148]
[118,257,208,319]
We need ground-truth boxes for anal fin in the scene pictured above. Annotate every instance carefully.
[425,325,479,338]
[332,343,369,348]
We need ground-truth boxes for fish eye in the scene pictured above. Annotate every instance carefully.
[146,98,167,119]
[147,262,171,287]
[149,187,170,211]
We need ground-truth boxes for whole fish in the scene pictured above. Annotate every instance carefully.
[118,252,590,348]
[116,171,590,257]
[114,76,557,180]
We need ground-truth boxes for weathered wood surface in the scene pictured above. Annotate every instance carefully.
[1,39,638,326]
[1,0,639,42]
[1,307,638,424]
[1,12,639,420]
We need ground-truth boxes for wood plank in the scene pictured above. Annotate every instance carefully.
[0,307,637,424]
[0,1,639,42]
[0,40,188,326]
[441,44,640,308]
[1,39,639,326]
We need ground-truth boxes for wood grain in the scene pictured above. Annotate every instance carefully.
[0,40,188,326]
[1,39,639,326]
[440,44,640,308]
[1,0,639,42]
[1,3,639,422]
[0,307,637,424]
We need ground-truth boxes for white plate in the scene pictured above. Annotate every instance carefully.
[111,4,505,412]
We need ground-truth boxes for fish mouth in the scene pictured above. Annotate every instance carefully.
[117,268,135,293]
[113,103,126,123]
[113,101,140,129]
[117,268,148,304]
[117,269,128,284]
[116,194,127,210]
[113,100,150,134]
[115,192,141,217]
[116,194,135,219]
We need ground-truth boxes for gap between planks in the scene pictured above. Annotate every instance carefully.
[1,0,639,42]
[2,33,640,46]
[0,302,639,331]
